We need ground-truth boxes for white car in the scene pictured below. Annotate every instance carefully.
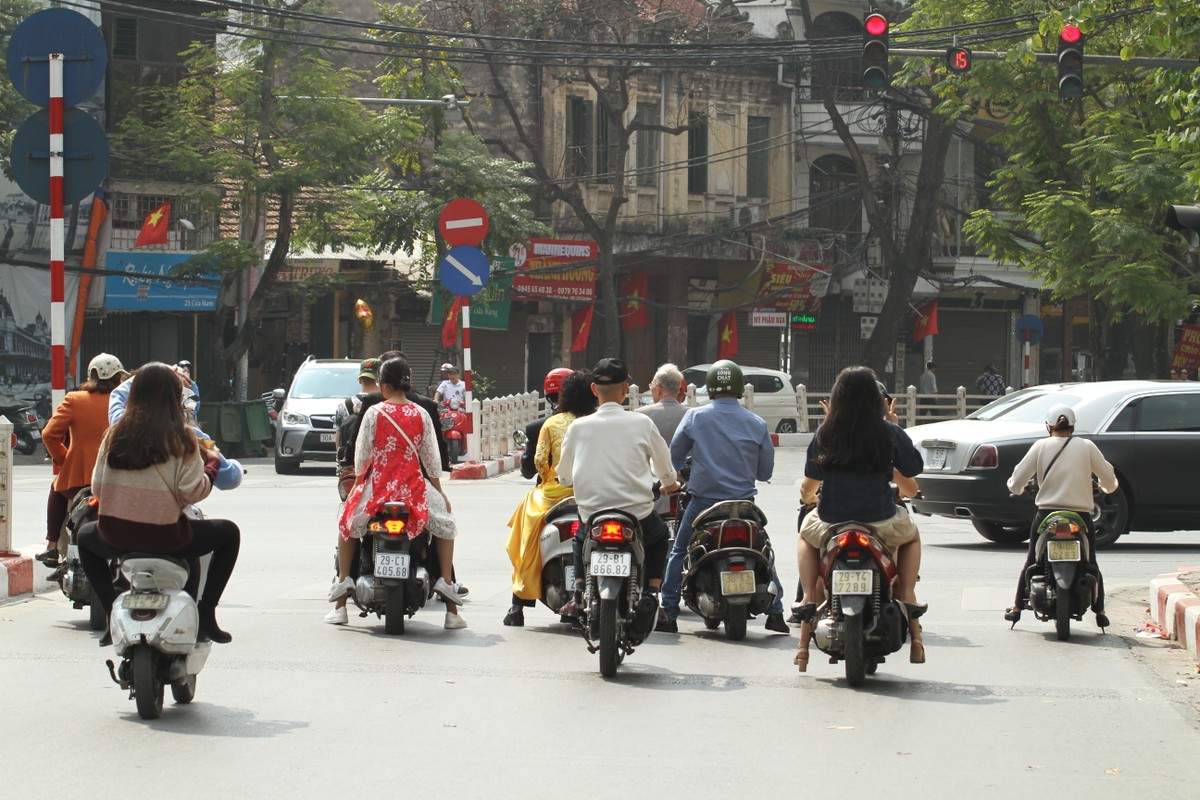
[680,364,802,434]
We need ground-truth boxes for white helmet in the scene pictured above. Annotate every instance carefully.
[1044,403,1075,428]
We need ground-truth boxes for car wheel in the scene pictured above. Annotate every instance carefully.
[274,452,300,475]
[1091,486,1129,549]
[776,420,798,434]
[971,519,1030,546]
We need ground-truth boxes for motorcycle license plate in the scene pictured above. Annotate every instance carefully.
[1047,540,1081,562]
[720,570,756,596]
[320,433,335,443]
[831,569,873,595]
[563,565,575,588]
[590,551,631,577]
[122,593,168,610]
[374,552,411,579]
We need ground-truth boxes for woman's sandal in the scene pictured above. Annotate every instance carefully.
[904,602,928,620]
[909,619,926,664]
[791,602,816,623]
[793,621,812,672]
[1004,606,1022,628]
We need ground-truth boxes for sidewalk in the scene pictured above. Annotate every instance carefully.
[1148,566,1200,662]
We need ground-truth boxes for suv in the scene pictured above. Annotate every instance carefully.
[680,364,801,434]
[272,358,363,474]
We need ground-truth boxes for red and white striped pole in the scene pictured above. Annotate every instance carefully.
[48,53,66,409]
[461,303,477,462]
[1022,330,1031,388]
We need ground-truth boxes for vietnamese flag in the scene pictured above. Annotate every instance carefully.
[441,296,464,347]
[619,272,649,330]
[135,201,171,247]
[570,305,594,353]
[912,299,939,343]
[717,311,739,359]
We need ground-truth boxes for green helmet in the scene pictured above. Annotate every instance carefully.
[706,360,744,398]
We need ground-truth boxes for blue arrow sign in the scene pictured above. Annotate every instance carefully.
[439,245,491,297]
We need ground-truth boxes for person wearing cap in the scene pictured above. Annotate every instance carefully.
[434,363,466,407]
[334,357,382,440]
[37,354,129,567]
[555,358,679,638]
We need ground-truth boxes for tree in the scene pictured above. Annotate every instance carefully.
[423,0,757,356]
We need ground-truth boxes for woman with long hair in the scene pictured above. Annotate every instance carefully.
[37,353,128,567]
[76,363,241,645]
[329,357,468,629]
[503,370,596,626]
[793,366,925,670]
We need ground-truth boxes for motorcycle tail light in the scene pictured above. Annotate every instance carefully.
[718,521,754,547]
[967,444,998,469]
[369,521,385,533]
[87,495,100,508]
[836,532,872,549]
[383,519,406,534]
[728,564,746,572]
[1052,520,1079,537]
[556,520,580,542]
[25,412,37,424]
[595,520,627,543]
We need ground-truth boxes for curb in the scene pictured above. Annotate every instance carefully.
[1148,566,1200,662]
[1,554,34,600]
[450,452,521,480]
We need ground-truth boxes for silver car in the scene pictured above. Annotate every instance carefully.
[273,358,362,474]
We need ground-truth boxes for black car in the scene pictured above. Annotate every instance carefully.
[905,381,1200,548]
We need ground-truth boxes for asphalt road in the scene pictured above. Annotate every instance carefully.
[3,449,1199,797]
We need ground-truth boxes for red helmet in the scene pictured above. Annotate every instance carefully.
[544,367,573,396]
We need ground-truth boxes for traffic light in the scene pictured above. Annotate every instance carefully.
[1056,24,1085,99]
[862,13,889,90]
[1166,204,1200,251]
[946,47,971,73]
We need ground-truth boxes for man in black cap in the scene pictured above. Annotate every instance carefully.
[556,358,679,641]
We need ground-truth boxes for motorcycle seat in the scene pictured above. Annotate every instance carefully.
[692,500,767,530]
[546,497,579,518]
[121,552,192,570]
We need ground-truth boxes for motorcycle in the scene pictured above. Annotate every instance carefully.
[680,499,776,641]
[0,403,42,455]
[1015,510,1098,641]
[439,399,468,463]
[808,521,918,686]
[105,555,211,720]
[579,507,656,678]
[51,489,113,631]
[535,497,581,621]
[349,500,440,634]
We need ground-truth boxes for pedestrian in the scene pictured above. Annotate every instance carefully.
[636,363,688,446]
[919,360,938,416]
[976,364,1006,396]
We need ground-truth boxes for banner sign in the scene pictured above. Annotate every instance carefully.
[750,310,788,327]
[1172,324,1200,371]
[430,259,513,330]
[103,251,219,311]
[757,261,826,312]
[509,238,597,301]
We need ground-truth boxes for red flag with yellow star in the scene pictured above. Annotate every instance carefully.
[570,305,594,353]
[717,311,738,359]
[619,272,649,330]
[441,296,464,347]
[912,299,939,343]
[135,201,171,247]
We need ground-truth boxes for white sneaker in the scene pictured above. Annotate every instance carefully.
[327,577,354,603]
[433,577,467,606]
[444,611,468,630]
[452,581,470,598]
[324,606,348,625]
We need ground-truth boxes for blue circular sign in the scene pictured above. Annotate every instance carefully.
[10,108,109,205]
[1015,314,1044,346]
[6,8,108,107]
[439,246,491,297]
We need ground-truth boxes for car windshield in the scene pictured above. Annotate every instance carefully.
[968,389,1083,422]
[289,366,359,399]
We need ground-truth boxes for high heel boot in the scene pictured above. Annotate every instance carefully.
[909,617,925,664]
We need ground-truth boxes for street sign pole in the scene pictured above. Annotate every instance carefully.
[49,53,66,410]
[461,304,479,463]
[1023,330,1031,389]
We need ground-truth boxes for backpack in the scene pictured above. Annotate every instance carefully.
[336,392,384,468]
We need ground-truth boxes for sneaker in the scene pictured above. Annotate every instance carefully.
[433,577,467,607]
[324,606,348,625]
[444,611,468,630]
[764,612,789,633]
[35,549,59,566]
[502,606,525,626]
[452,581,470,598]
[327,577,354,603]
[655,617,678,633]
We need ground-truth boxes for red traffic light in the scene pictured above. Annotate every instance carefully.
[865,13,888,37]
[1060,24,1082,44]
[946,47,972,73]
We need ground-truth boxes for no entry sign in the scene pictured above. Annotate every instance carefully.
[438,198,489,247]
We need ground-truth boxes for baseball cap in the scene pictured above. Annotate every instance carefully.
[592,357,629,385]
[359,357,381,380]
[88,353,127,381]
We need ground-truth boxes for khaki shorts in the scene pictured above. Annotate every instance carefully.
[800,503,920,552]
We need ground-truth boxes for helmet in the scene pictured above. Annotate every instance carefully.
[440,363,458,373]
[1044,403,1076,428]
[705,360,744,398]
[88,353,126,381]
[544,367,573,396]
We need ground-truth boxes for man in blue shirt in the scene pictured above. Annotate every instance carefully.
[657,360,788,633]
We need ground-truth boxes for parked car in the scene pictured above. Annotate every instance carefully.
[679,364,801,434]
[273,358,362,474]
[905,380,1200,548]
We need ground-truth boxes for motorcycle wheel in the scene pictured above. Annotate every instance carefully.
[598,599,620,678]
[1055,593,1072,641]
[15,433,35,455]
[132,645,164,720]
[171,674,197,704]
[384,584,406,635]
[724,606,748,641]
[703,618,720,630]
[843,615,867,687]
[88,591,107,631]
[447,439,462,463]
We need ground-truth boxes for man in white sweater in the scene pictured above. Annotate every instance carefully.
[1004,403,1119,628]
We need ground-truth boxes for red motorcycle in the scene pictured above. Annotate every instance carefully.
[439,399,469,463]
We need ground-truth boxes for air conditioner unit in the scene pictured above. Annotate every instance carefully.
[731,204,760,227]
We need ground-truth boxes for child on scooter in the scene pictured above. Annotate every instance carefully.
[1004,403,1119,629]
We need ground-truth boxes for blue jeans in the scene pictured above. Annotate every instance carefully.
[661,493,784,620]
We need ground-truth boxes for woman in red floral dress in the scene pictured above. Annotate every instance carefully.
[330,357,467,629]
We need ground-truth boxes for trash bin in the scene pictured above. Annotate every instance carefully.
[195,403,220,442]
[218,404,245,457]
[243,400,273,444]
